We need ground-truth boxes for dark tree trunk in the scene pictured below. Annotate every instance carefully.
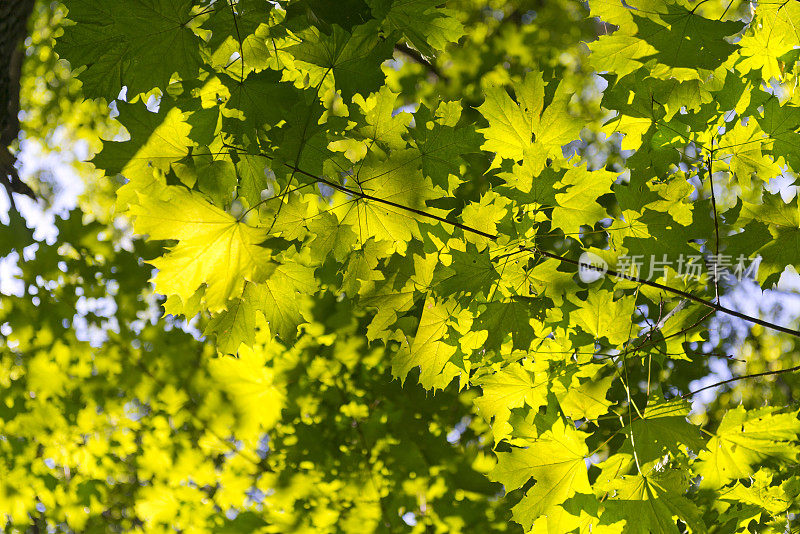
[1,0,37,201]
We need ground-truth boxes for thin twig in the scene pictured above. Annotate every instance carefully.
[266,155,497,239]
[707,150,721,301]
[528,246,800,339]
[393,42,447,81]
[222,147,800,340]
[680,364,800,399]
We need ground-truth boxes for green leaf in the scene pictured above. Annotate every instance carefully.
[205,297,256,355]
[559,372,615,422]
[392,295,458,389]
[695,406,800,489]
[570,290,636,346]
[287,21,396,101]
[411,102,481,190]
[123,172,269,313]
[284,0,372,33]
[551,165,615,235]
[491,418,591,530]
[623,394,706,466]
[234,154,270,208]
[369,0,463,56]
[219,71,299,144]
[333,150,439,252]
[740,194,800,286]
[475,362,545,420]
[477,71,582,172]
[600,469,707,534]
[203,0,274,75]
[434,244,497,301]
[95,102,192,180]
[241,261,317,342]
[636,3,743,71]
[473,298,538,352]
[57,0,202,99]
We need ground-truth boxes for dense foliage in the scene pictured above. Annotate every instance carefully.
[2,0,800,532]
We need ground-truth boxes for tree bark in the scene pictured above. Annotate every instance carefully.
[1,0,37,201]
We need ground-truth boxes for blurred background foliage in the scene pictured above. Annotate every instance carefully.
[1,1,596,531]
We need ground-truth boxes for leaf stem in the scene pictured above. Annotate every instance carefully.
[228,0,245,81]
[707,149,721,301]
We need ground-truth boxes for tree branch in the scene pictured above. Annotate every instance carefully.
[680,364,800,399]
[529,246,800,339]
[393,42,447,81]
[266,154,496,239]
[234,149,800,341]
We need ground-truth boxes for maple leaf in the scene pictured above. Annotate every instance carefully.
[474,361,549,440]
[329,86,412,159]
[621,394,706,466]
[718,469,795,523]
[740,194,800,286]
[306,211,359,263]
[95,102,192,181]
[218,71,299,144]
[411,102,482,190]
[333,150,440,252]
[570,290,636,346]
[369,0,463,56]
[599,469,707,534]
[392,295,458,390]
[205,296,257,355]
[233,154,271,208]
[287,20,397,101]
[433,244,498,301]
[283,0,372,33]
[559,371,615,422]
[57,0,202,99]
[477,71,582,172]
[240,262,316,341]
[202,0,275,75]
[123,173,270,314]
[718,117,782,188]
[208,261,316,349]
[758,97,800,171]
[490,418,591,530]
[737,1,800,80]
[473,298,539,352]
[635,3,744,71]
[551,165,615,234]
[695,406,800,489]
